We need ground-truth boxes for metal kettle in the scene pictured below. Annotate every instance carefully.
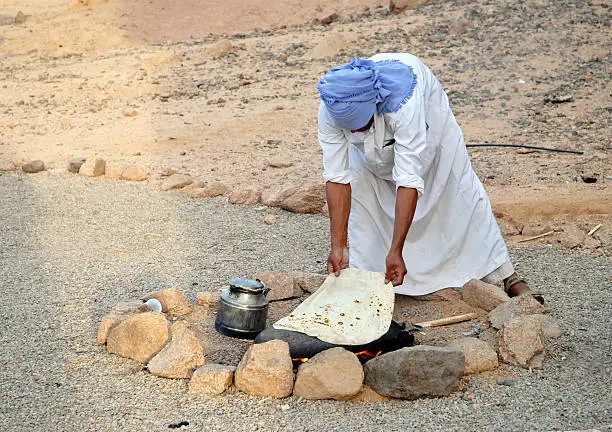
[215,277,270,339]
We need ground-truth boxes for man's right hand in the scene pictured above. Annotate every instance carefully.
[327,246,349,276]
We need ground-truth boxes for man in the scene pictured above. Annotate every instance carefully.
[317,53,542,302]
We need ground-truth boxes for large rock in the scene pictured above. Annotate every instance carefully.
[364,346,464,399]
[187,182,230,198]
[79,157,105,177]
[462,279,510,312]
[489,294,549,329]
[106,312,169,363]
[21,160,45,174]
[279,184,326,214]
[252,271,301,301]
[262,186,297,207]
[144,288,190,316]
[196,291,221,311]
[98,300,148,344]
[68,157,86,174]
[521,221,553,237]
[183,187,207,198]
[98,313,133,345]
[180,181,205,193]
[293,348,363,400]
[417,287,461,302]
[104,160,125,180]
[498,315,545,369]
[188,364,235,395]
[447,338,499,374]
[234,340,294,398]
[291,271,326,294]
[228,186,262,205]
[161,168,178,177]
[121,164,148,181]
[535,314,563,339]
[22,160,45,173]
[389,0,429,14]
[559,224,586,249]
[497,217,523,237]
[161,174,193,191]
[147,321,205,379]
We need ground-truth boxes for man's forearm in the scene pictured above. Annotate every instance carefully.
[390,187,418,253]
[326,182,351,248]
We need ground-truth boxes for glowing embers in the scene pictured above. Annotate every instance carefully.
[292,349,384,367]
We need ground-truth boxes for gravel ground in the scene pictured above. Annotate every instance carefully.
[0,171,610,432]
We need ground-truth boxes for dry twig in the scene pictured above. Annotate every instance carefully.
[587,224,602,236]
[517,230,554,243]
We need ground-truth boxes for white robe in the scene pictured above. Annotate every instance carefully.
[318,53,510,296]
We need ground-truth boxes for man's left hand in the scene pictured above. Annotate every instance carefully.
[385,251,407,286]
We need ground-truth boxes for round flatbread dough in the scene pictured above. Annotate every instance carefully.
[273,268,394,345]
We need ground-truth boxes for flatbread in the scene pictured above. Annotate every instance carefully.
[273,268,394,345]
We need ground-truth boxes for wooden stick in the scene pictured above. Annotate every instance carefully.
[517,230,554,243]
[587,224,602,236]
[416,313,476,328]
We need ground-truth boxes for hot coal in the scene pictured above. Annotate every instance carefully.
[254,320,417,360]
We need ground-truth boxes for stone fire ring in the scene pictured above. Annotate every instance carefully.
[97,279,560,401]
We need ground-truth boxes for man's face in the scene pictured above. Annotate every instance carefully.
[351,116,374,133]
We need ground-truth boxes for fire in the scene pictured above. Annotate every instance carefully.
[354,350,383,360]
[292,350,382,366]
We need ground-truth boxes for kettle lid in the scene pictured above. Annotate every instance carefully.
[229,277,265,293]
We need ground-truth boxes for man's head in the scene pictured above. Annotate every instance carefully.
[317,58,384,131]
[317,56,418,131]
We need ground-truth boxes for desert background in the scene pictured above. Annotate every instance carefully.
[0,0,610,252]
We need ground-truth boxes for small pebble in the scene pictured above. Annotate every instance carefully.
[263,214,278,225]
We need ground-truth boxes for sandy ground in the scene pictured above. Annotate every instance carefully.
[0,1,610,430]
[0,171,610,431]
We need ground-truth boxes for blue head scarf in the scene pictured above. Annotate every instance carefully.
[317,58,417,131]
